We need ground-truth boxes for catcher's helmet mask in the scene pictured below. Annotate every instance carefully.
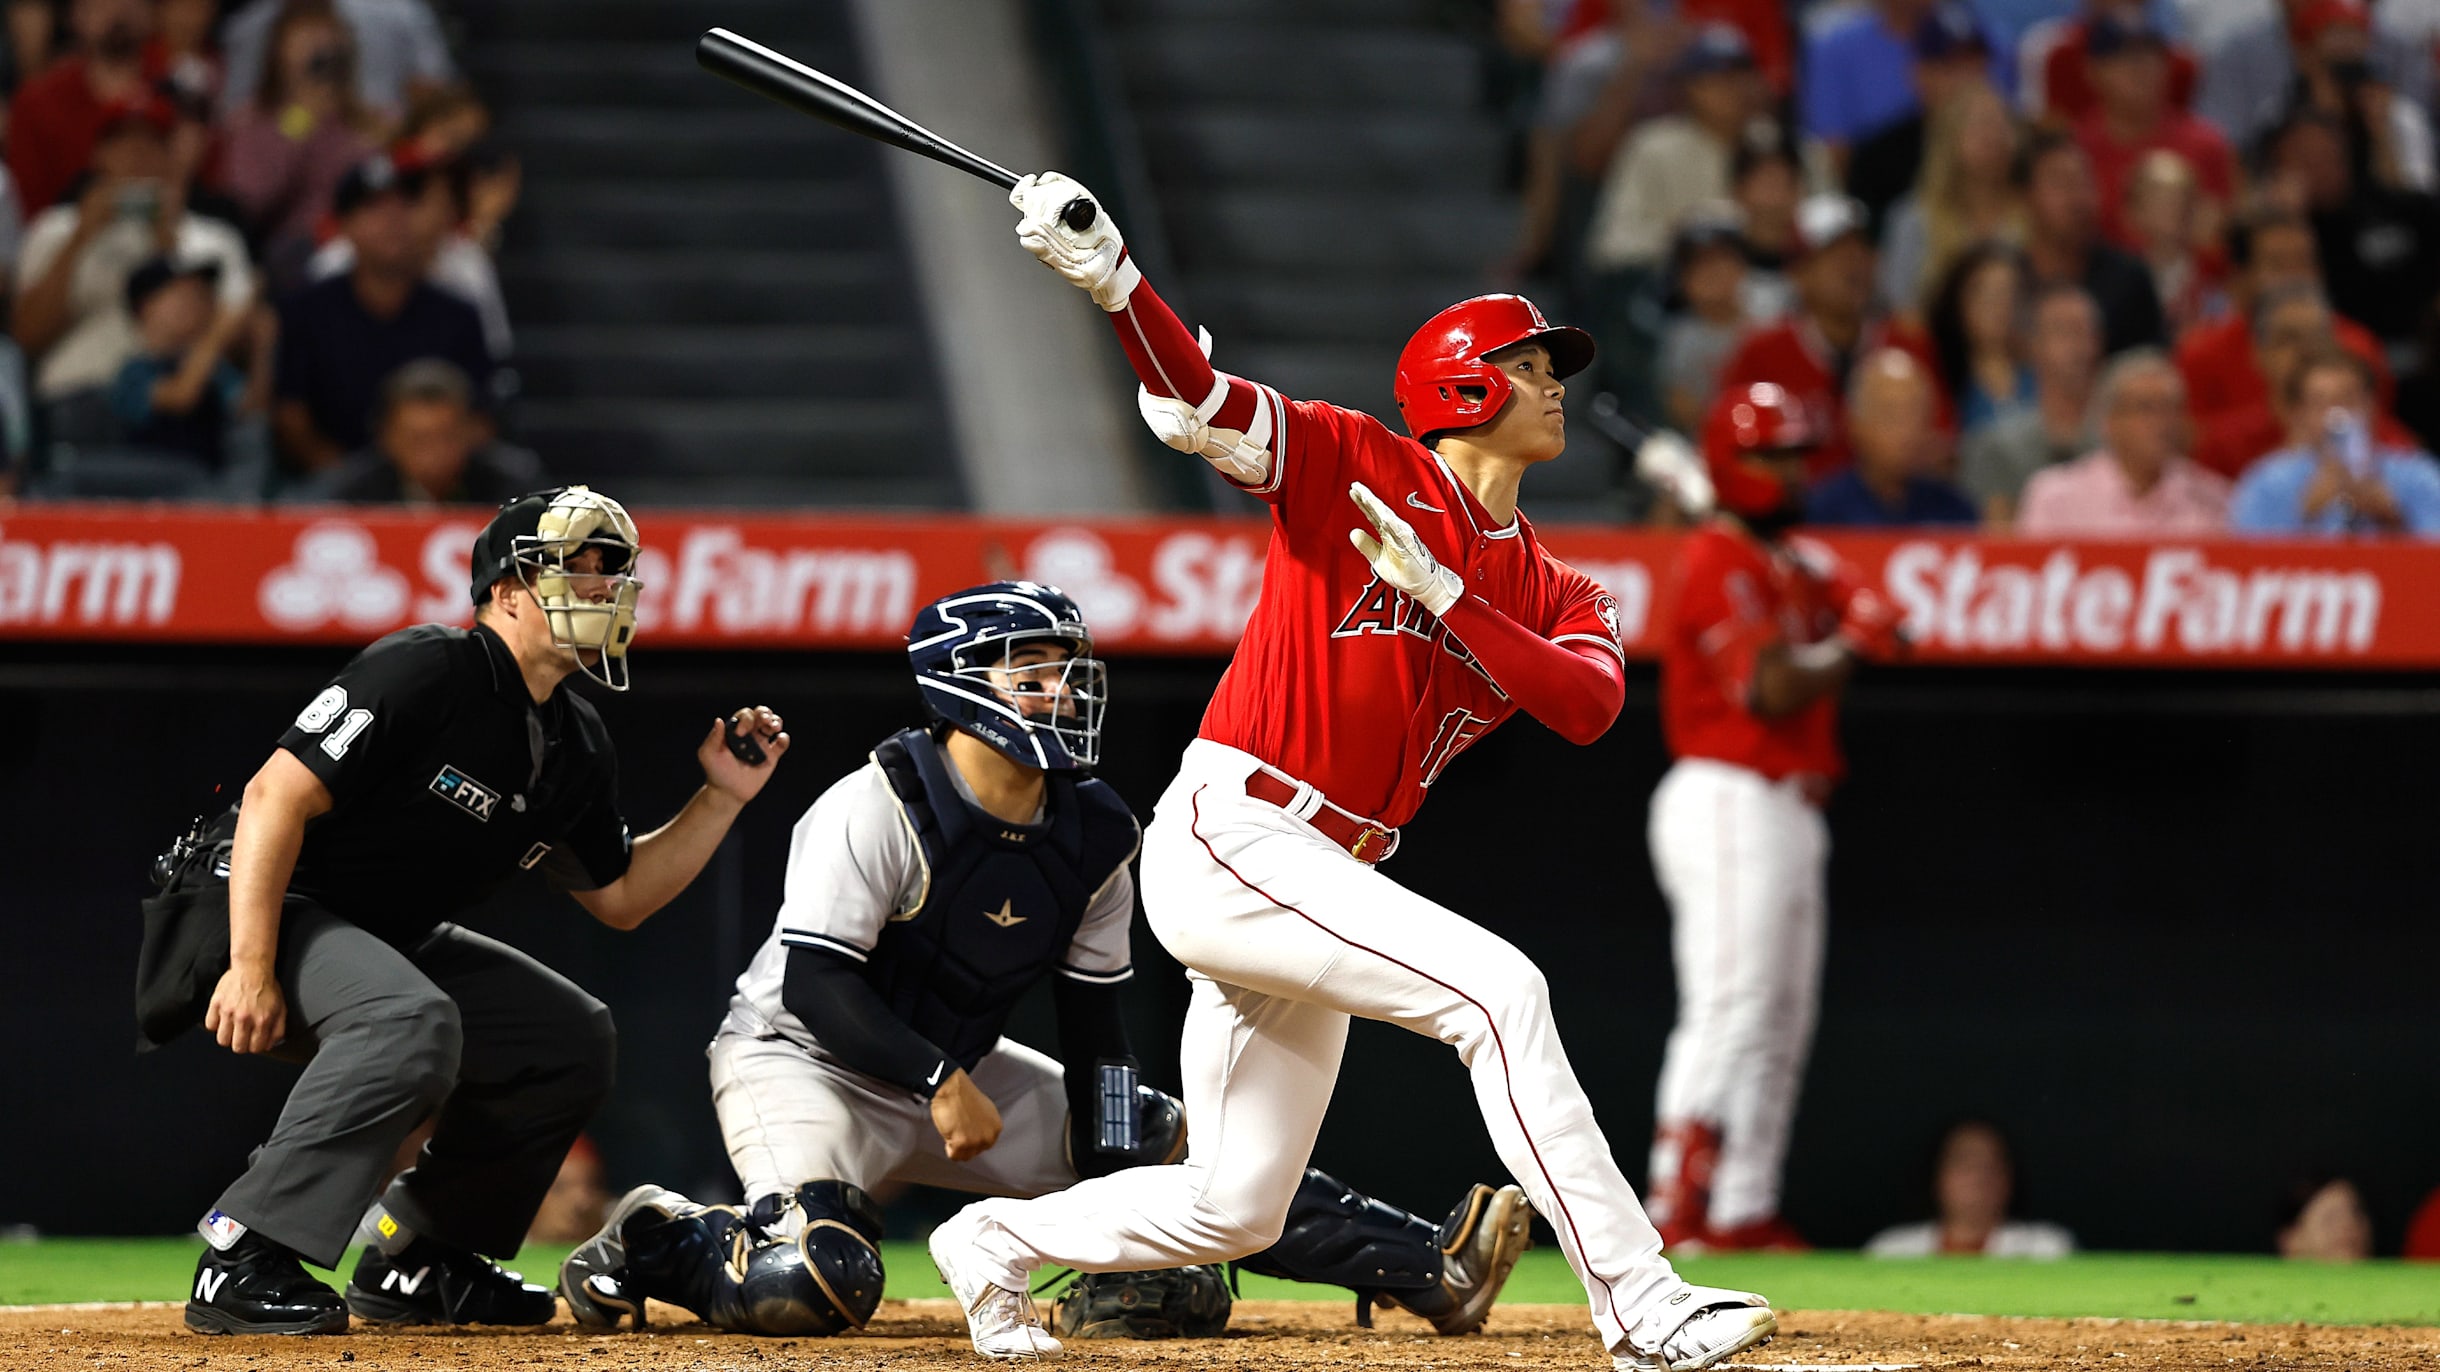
[471,486,644,692]
[908,582,1107,770]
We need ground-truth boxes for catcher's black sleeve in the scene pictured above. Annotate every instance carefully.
[781,945,955,1099]
[1054,976,1137,1167]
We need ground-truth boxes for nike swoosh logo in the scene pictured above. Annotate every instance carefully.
[1406,493,1444,513]
[927,1061,946,1087]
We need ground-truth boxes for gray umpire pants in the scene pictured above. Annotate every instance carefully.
[214,904,616,1267]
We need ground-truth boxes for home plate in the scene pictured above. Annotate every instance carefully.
[1727,1347,1912,1357]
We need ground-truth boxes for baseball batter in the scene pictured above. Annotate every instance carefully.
[1643,384,1906,1251]
[924,170,1779,1369]
[557,583,1535,1341]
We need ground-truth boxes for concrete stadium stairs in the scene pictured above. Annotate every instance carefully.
[462,0,963,508]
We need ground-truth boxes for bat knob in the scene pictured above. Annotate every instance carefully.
[1059,196,1099,232]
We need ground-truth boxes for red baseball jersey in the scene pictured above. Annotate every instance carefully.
[1656,522,1842,783]
[1199,399,1625,829]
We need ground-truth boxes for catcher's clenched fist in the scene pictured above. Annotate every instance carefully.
[1011,170,1137,310]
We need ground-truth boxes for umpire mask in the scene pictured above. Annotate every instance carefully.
[471,486,645,691]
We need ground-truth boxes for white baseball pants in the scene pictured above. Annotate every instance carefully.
[709,1032,1078,1227]
[1646,758,1829,1230]
[956,740,1684,1355]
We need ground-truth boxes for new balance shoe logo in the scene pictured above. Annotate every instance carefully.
[195,1268,228,1302]
[382,1266,432,1296]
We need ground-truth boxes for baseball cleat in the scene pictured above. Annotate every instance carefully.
[929,1209,1063,1361]
[1402,1182,1534,1335]
[1615,1284,1777,1371]
[345,1238,557,1326]
[184,1233,350,1335]
[559,1183,691,1331]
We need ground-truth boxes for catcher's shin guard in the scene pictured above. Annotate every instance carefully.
[1237,1169,1529,1334]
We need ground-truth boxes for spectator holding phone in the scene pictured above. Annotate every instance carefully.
[5,0,158,214]
[219,0,379,285]
[2230,348,2440,535]
[13,97,253,408]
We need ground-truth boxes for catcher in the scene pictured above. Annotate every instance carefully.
[559,582,1534,1340]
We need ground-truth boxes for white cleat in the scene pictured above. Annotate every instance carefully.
[1615,1283,1778,1371]
[929,1210,1064,1362]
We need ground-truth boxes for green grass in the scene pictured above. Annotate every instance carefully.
[5,1239,2432,1327]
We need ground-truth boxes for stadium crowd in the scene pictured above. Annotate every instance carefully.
[0,0,530,502]
[1498,0,2440,538]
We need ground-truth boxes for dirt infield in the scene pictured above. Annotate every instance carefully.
[7,1299,2437,1371]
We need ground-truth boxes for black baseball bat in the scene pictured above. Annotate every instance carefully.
[696,27,1098,232]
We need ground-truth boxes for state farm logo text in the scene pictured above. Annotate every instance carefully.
[1885,544,2379,657]
[0,524,179,627]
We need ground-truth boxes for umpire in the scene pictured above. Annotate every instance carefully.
[137,486,790,1336]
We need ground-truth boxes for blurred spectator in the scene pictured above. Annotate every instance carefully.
[2074,14,2236,252]
[1584,24,1770,274]
[309,150,513,359]
[2018,129,2167,356]
[2176,209,2392,456]
[1535,2,1699,289]
[309,358,540,503]
[1928,242,2034,433]
[2252,0,2436,194]
[0,161,22,295]
[2018,349,2229,533]
[156,0,225,108]
[1963,283,2105,524]
[2230,348,2440,534]
[1802,0,1957,166]
[106,254,256,471]
[1847,2,1993,236]
[2022,0,2200,125]
[1729,139,1804,318]
[1659,212,1753,434]
[1805,349,1977,525]
[525,1135,612,1247]
[218,0,451,123]
[219,0,378,287]
[2121,150,2217,334]
[1716,194,1942,476]
[5,0,159,214]
[2407,1185,2440,1260]
[1863,1120,2076,1258]
[273,152,492,472]
[0,338,29,494]
[395,82,490,162]
[2261,109,2440,361]
[4,0,59,91]
[14,98,253,404]
[394,85,519,259]
[2277,1177,2373,1261]
[2189,282,2416,476]
[1880,80,2025,317]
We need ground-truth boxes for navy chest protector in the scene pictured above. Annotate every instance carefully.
[862,728,1138,1068]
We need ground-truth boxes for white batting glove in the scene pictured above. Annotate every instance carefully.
[1634,430,1715,517]
[1011,170,1138,311]
[1348,482,1463,617]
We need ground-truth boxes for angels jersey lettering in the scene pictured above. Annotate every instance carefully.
[1198,398,1624,828]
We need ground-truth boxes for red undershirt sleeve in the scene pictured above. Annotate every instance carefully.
[1439,594,1625,745]
[1106,278,1265,433]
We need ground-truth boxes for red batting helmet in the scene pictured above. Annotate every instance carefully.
[1702,382,1817,517]
[1393,295,1595,441]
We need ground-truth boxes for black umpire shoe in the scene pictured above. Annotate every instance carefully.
[344,1238,558,1326]
[184,1234,350,1335]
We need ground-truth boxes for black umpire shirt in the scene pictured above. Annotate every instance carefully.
[261,620,631,945]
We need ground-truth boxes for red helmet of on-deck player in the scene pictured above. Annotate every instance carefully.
[1393,294,1596,441]
[1701,382,1818,518]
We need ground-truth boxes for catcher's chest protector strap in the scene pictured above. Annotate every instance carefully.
[1232,1168,1443,1301]
[864,729,1137,1065]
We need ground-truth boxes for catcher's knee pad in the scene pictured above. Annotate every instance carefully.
[1051,1265,1232,1340]
[717,1180,887,1336]
[1235,1169,1447,1322]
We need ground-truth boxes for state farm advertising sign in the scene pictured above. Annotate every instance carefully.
[2,505,2435,669]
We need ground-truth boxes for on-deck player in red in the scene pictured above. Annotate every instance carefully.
[1643,383,1907,1254]
[924,170,1780,1371]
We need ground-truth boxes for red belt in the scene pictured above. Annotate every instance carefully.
[1243,771,1399,865]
